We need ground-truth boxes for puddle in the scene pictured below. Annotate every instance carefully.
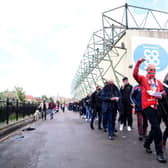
[22,127,36,131]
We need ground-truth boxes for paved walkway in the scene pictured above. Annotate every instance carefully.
[0,111,167,168]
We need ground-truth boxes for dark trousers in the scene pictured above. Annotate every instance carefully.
[91,107,102,129]
[103,112,107,129]
[103,110,113,136]
[163,122,168,143]
[120,102,133,127]
[160,112,168,143]
[80,107,86,116]
[112,107,117,131]
[158,102,168,143]
[41,110,47,120]
[144,107,163,155]
[103,108,117,136]
[137,111,148,136]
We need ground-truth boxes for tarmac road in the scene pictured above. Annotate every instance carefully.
[0,111,167,168]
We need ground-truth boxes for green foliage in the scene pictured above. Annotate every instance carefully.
[41,95,48,100]
[0,90,18,100]
[15,86,26,102]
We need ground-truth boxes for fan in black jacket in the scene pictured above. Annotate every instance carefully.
[90,86,102,130]
[84,93,92,121]
[120,77,133,131]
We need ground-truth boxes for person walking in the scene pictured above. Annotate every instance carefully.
[84,93,92,121]
[120,77,133,131]
[48,98,56,120]
[131,85,148,140]
[101,79,120,140]
[62,103,65,112]
[133,57,166,163]
[39,98,48,120]
[90,86,102,130]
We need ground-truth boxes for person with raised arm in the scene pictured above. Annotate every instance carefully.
[133,57,166,163]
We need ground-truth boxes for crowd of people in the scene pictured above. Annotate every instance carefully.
[68,57,168,163]
[39,98,66,120]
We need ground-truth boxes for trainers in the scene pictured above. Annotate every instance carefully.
[138,136,143,141]
[120,124,124,131]
[114,129,118,133]
[104,128,107,132]
[127,126,132,131]
[156,154,167,163]
[146,147,152,153]
[144,144,152,153]
[108,136,114,140]
[90,123,94,130]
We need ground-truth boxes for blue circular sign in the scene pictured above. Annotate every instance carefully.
[133,44,168,72]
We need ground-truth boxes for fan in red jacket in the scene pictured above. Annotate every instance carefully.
[133,57,166,163]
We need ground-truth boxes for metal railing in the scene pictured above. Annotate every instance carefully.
[0,98,38,125]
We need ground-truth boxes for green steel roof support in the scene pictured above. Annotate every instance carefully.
[107,50,120,87]
[71,3,168,99]
[125,3,128,29]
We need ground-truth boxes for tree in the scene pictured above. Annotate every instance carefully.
[0,90,18,100]
[15,86,26,102]
[41,95,48,100]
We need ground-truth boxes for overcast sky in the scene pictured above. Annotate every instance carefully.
[0,0,167,98]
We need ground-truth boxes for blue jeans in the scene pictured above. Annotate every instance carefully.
[103,112,107,129]
[103,109,113,137]
[50,109,54,119]
[85,105,92,119]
